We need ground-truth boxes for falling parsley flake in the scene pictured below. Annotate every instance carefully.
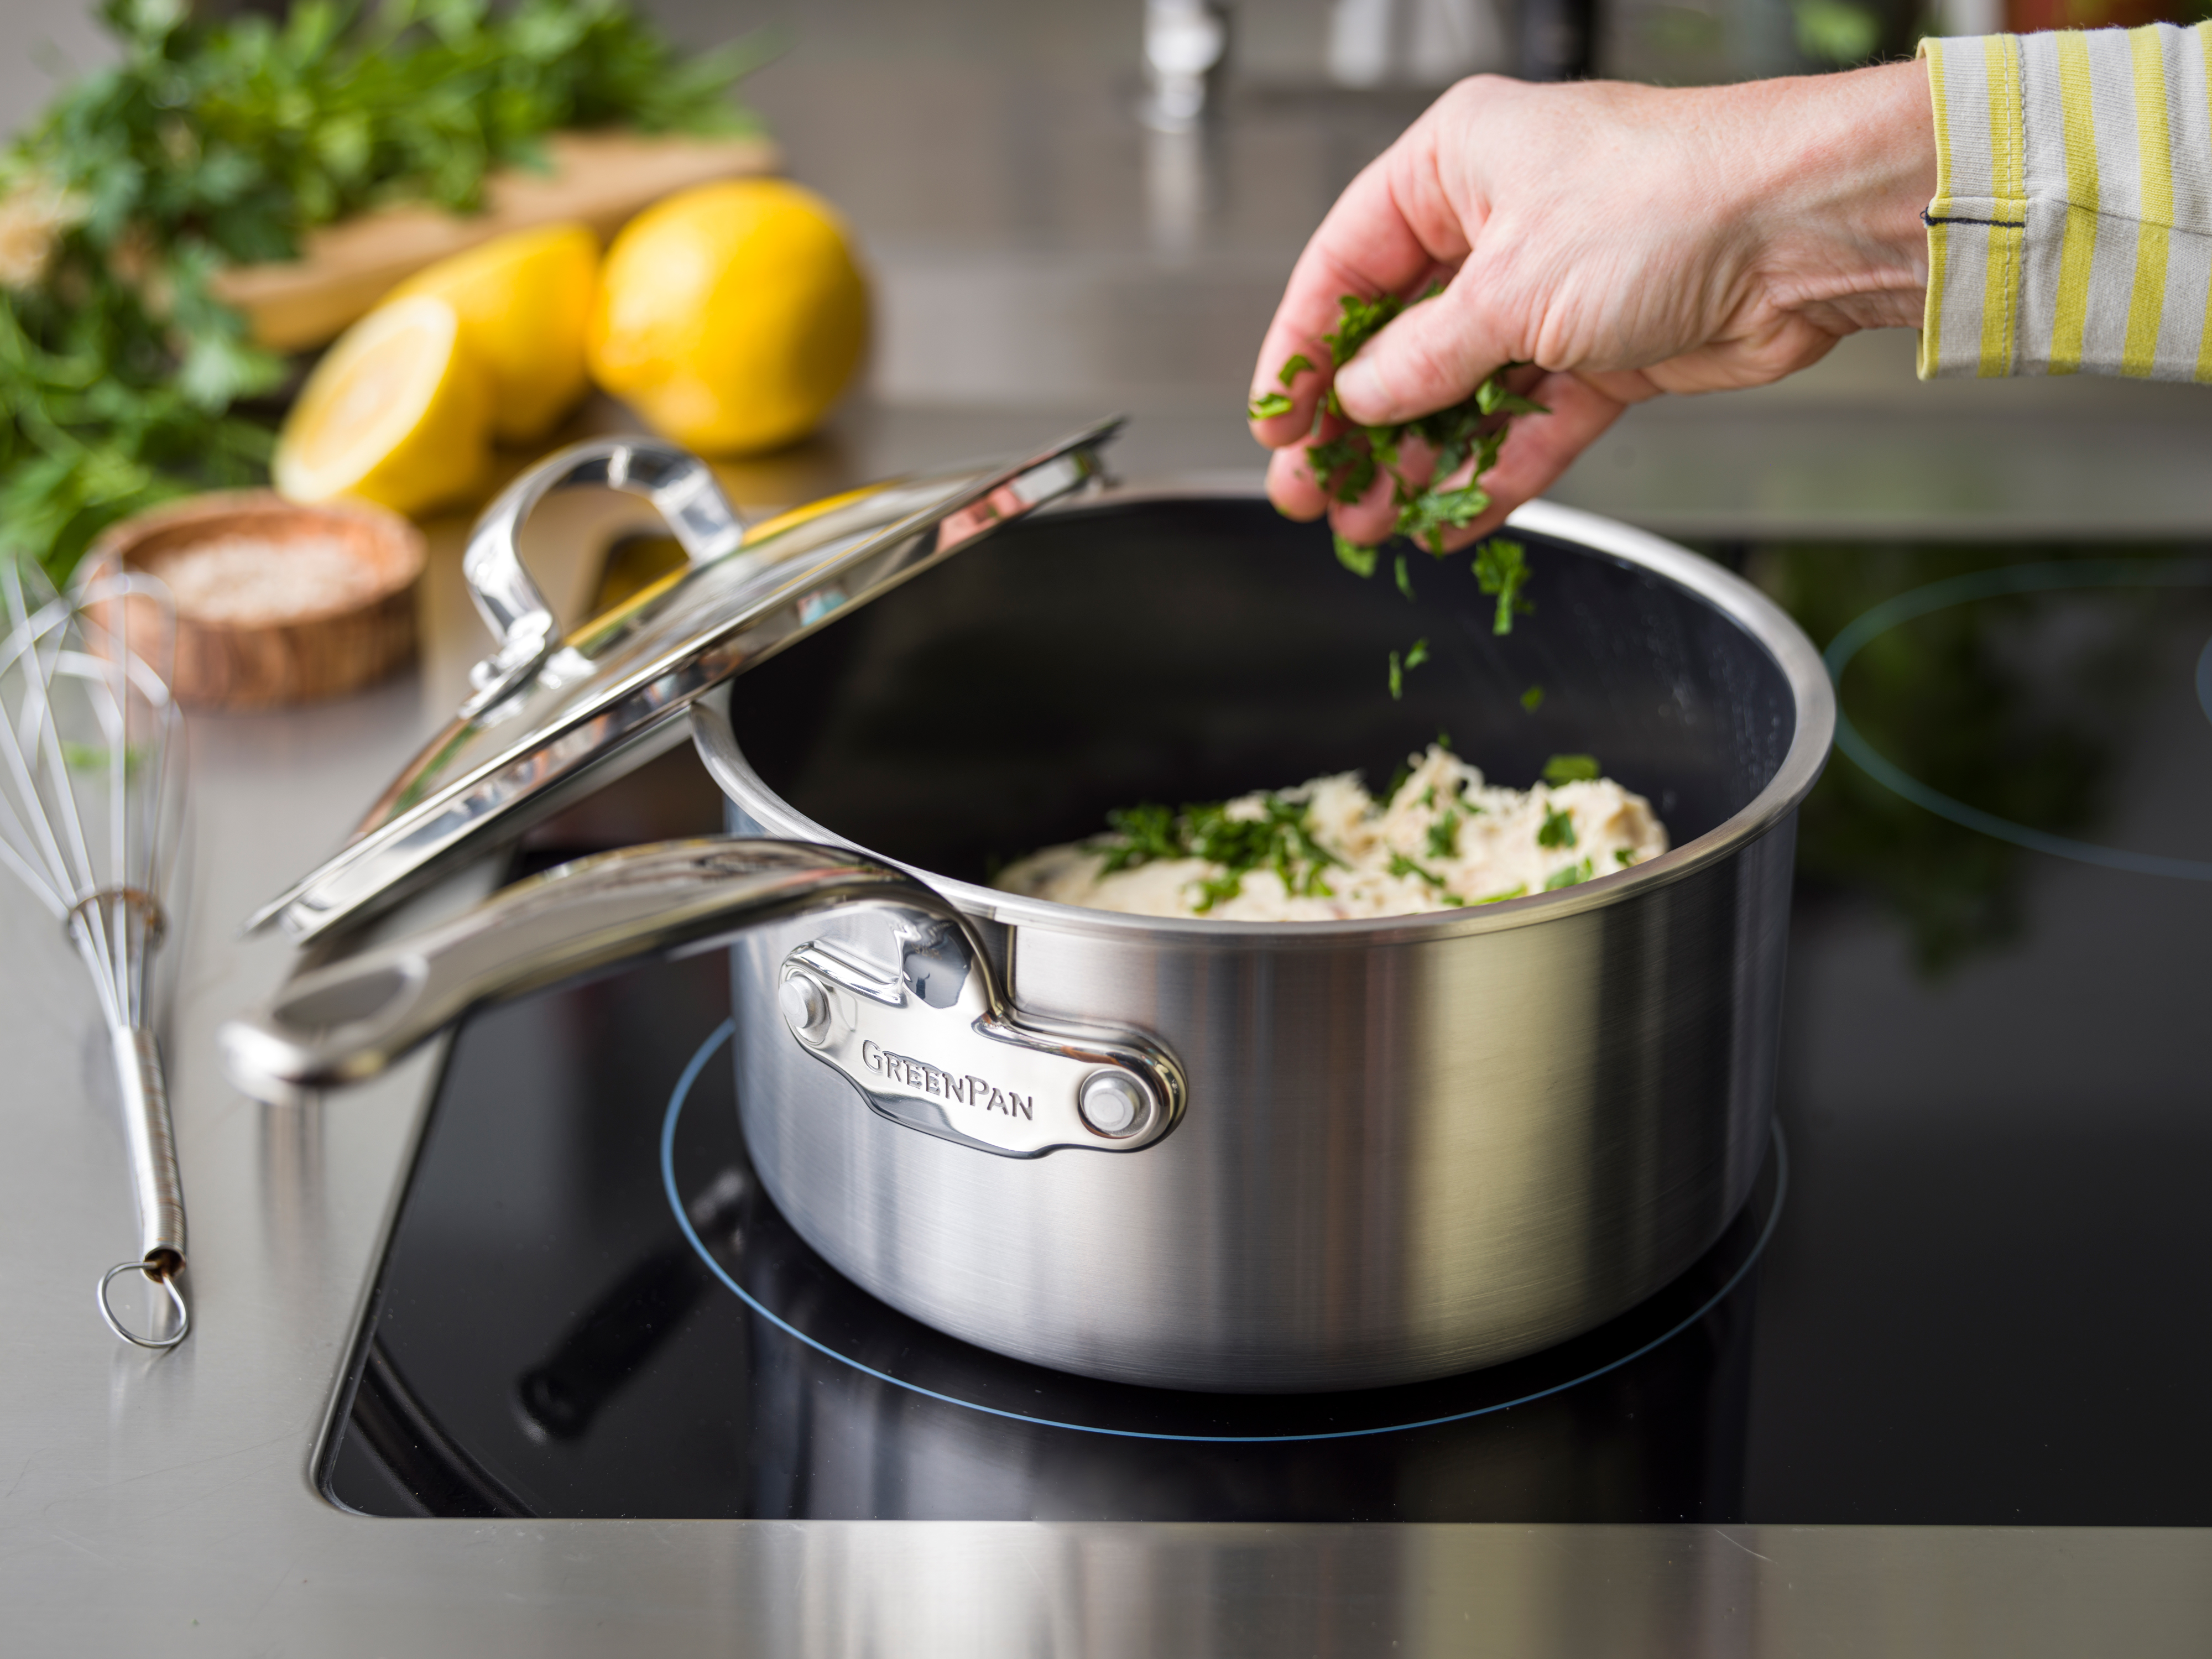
[1520,684,1545,712]
[1473,539,1535,635]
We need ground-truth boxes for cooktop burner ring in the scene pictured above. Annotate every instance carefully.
[1825,557,2212,882]
[662,1018,1787,1443]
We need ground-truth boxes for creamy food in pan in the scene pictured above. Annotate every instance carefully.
[992,744,1668,921]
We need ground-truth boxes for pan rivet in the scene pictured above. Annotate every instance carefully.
[780,974,830,1041]
[1079,1072,1147,1137]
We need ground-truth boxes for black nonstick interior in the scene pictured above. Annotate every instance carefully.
[724,494,1797,884]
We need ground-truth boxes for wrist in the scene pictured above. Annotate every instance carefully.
[1733,59,1937,333]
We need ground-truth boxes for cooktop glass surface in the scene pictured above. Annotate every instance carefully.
[319,543,2212,1524]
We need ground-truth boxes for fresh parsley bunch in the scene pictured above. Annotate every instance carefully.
[0,0,768,581]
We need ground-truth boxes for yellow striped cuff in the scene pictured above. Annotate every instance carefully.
[1921,23,2212,382]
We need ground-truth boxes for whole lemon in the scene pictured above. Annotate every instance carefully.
[587,179,868,455]
[388,222,599,444]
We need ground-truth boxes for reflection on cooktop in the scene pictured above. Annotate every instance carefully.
[324,958,1774,1522]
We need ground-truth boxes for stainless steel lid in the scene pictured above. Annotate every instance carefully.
[249,421,1120,942]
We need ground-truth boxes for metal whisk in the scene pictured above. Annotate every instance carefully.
[0,559,190,1349]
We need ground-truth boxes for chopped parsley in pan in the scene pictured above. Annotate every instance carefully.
[995,747,1667,921]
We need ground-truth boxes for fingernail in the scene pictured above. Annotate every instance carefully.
[1336,359,1384,418]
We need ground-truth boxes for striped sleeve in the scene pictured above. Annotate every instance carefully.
[1919,23,2212,380]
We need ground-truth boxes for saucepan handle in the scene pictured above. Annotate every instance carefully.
[222,839,937,1102]
[460,438,748,715]
[220,838,1185,1158]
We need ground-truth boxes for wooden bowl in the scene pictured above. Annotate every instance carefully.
[86,492,425,710]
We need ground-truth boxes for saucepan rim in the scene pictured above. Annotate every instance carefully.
[701,483,1834,952]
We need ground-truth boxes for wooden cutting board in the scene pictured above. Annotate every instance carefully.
[211,129,781,352]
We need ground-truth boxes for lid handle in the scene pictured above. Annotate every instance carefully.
[460,439,745,717]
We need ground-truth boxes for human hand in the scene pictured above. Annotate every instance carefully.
[1249,60,1936,549]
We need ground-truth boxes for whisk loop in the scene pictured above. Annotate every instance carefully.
[2,559,191,1347]
[98,1259,190,1350]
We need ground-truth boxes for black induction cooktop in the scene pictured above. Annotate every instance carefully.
[319,542,2212,1524]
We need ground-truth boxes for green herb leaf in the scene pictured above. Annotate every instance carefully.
[1426,808,1459,859]
[1615,847,1637,865]
[1306,434,1377,504]
[1394,552,1414,601]
[1474,883,1526,905]
[1543,857,1594,890]
[1277,352,1313,387]
[1394,481,1490,554]
[1473,538,1535,635]
[1475,375,1550,417]
[1541,753,1600,785]
[1404,636,1430,670]
[1321,291,1405,367]
[1098,802,1185,873]
[1388,852,1445,888]
[1333,532,1378,578]
[1387,650,1404,700]
[1536,804,1577,850]
[1520,684,1545,712]
[1192,870,1244,911]
[1436,728,1452,750]
[1247,390,1295,419]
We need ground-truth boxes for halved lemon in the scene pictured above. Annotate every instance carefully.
[274,295,490,516]
[388,223,599,442]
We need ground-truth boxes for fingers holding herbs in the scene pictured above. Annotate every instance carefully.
[1255,286,1551,565]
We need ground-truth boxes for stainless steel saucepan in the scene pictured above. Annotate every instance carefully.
[225,429,1832,1393]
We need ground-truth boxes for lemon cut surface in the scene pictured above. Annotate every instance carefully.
[274,295,489,515]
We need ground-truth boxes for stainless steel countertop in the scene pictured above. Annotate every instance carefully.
[3,442,2210,1655]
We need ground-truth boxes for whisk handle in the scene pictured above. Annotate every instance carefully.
[113,1025,186,1276]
